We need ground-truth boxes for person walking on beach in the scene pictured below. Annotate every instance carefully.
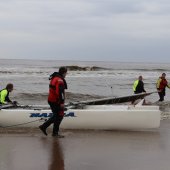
[0,83,14,104]
[133,76,146,94]
[156,73,170,101]
[39,67,68,138]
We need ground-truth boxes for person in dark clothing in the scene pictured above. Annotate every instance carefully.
[39,67,68,138]
[156,73,170,101]
[133,76,146,94]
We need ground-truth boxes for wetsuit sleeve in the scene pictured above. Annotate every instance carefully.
[5,92,12,103]
[143,87,146,92]
[142,82,146,92]
[58,83,65,103]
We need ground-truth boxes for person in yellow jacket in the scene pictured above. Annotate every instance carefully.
[133,76,146,94]
[156,73,170,101]
[0,83,14,104]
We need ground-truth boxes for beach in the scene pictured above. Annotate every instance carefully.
[1,59,170,169]
[0,120,170,170]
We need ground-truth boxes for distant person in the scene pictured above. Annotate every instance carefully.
[156,73,170,101]
[39,67,68,138]
[133,76,146,94]
[0,83,14,104]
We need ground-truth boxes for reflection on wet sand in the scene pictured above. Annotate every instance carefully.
[0,136,51,170]
[0,136,65,170]
[61,130,161,170]
[1,121,170,170]
[48,139,64,170]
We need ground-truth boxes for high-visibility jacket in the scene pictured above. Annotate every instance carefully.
[0,89,11,104]
[133,80,146,93]
[156,77,170,90]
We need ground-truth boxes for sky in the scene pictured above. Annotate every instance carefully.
[0,0,170,62]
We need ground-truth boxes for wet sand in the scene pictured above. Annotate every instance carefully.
[0,120,170,170]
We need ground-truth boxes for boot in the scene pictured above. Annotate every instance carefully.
[39,125,48,136]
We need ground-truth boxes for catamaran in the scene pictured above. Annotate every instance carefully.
[0,92,161,130]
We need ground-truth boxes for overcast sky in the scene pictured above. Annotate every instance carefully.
[0,0,170,62]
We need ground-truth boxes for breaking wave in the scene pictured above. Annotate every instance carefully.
[63,65,111,71]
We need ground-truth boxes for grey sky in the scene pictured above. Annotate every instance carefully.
[0,0,170,62]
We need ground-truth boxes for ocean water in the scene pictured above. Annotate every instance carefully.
[0,59,170,105]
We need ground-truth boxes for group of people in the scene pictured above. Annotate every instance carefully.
[0,68,170,138]
[133,73,170,101]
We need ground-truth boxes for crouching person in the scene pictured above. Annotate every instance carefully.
[0,83,15,105]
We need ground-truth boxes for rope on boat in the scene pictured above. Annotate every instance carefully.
[0,118,47,128]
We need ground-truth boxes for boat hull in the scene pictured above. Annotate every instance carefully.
[0,105,161,130]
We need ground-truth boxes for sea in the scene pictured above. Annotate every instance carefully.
[1,59,170,105]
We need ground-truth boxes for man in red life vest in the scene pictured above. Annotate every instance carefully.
[39,67,67,138]
[156,73,170,101]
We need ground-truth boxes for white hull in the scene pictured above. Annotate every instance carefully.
[0,105,161,130]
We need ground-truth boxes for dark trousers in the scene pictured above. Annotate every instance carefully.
[158,89,165,101]
[41,102,64,135]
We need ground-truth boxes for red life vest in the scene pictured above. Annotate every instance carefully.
[48,76,65,104]
[159,78,168,90]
